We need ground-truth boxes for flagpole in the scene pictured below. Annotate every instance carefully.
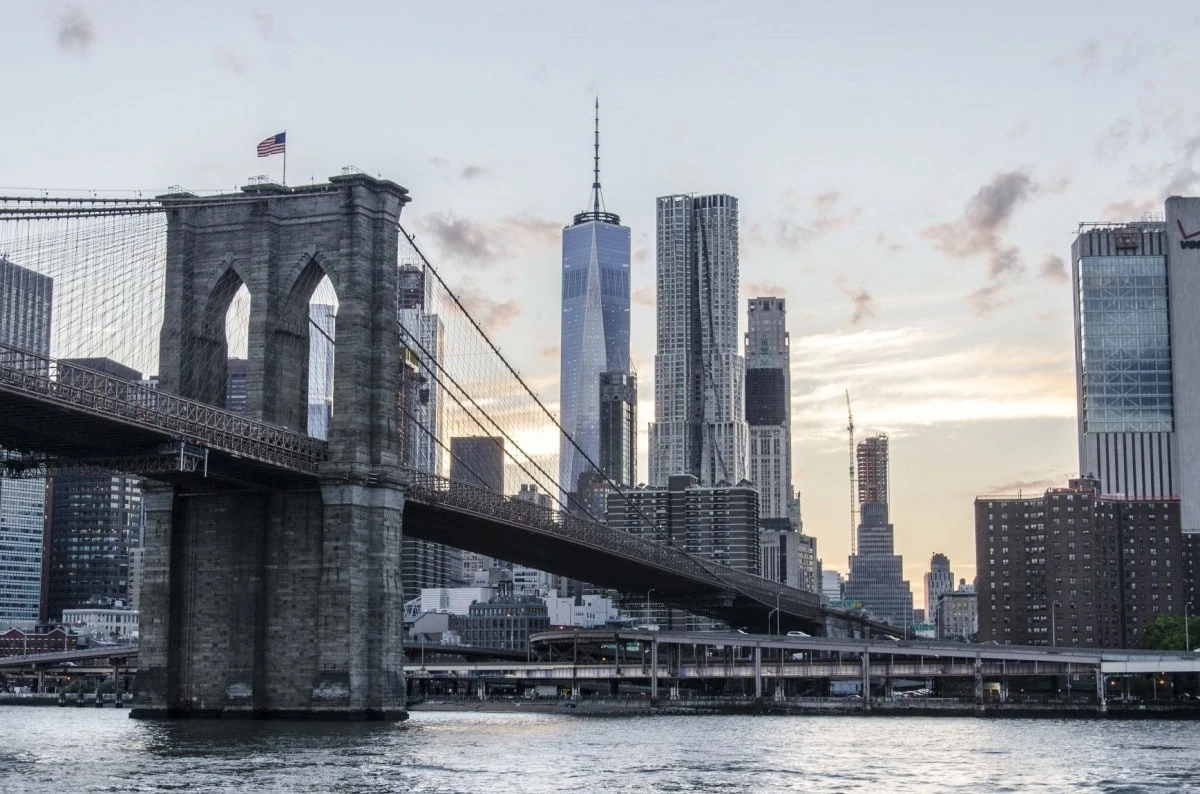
[282,131,287,185]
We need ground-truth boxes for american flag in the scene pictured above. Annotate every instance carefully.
[256,132,286,157]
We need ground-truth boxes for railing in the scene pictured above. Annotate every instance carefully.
[0,343,328,474]
[399,466,822,617]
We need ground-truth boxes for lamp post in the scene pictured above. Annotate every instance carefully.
[646,588,656,627]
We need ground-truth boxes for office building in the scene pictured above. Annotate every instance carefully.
[451,436,505,582]
[606,473,760,573]
[937,579,978,641]
[1072,202,1200,531]
[511,485,569,596]
[975,477,1188,647]
[925,553,954,630]
[649,193,748,487]
[307,303,336,439]
[225,358,248,414]
[396,264,461,592]
[821,570,845,603]
[761,524,819,593]
[559,102,632,497]
[43,359,144,621]
[599,371,637,487]
[745,297,792,520]
[1072,222,1173,502]
[0,257,52,356]
[844,435,913,627]
[0,259,52,630]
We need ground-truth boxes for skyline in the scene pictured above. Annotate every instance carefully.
[10,2,1200,603]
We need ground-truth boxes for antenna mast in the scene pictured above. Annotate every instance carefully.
[846,390,857,559]
[592,97,601,216]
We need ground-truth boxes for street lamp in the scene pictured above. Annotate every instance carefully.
[767,592,781,635]
[645,588,656,627]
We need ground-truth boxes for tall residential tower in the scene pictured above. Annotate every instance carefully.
[559,101,632,496]
[649,193,747,486]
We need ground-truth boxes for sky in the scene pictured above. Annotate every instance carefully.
[5,1,1200,608]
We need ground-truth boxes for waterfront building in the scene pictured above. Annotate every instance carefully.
[61,604,139,640]
[0,625,75,656]
[559,102,632,497]
[511,484,568,596]
[975,477,1188,647]
[649,193,748,486]
[937,579,977,641]
[925,553,954,632]
[0,258,51,630]
[844,435,913,627]
[745,297,793,521]
[606,473,760,574]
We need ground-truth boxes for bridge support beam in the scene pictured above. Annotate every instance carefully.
[1096,666,1107,714]
[861,652,871,711]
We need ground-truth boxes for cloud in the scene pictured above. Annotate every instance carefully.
[429,157,450,168]
[789,326,1076,443]
[837,278,875,325]
[214,48,249,76]
[539,345,560,360]
[775,190,862,253]
[874,231,903,253]
[460,165,489,181]
[452,282,521,331]
[1101,198,1159,221]
[1095,117,1133,161]
[56,5,95,55]
[1040,254,1068,283]
[1055,39,1101,76]
[967,282,1012,316]
[413,213,559,268]
[923,170,1045,314]
[743,280,787,298]
[1007,119,1030,140]
[251,11,288,43]
[632,245,650,265]
[632,286,655,307]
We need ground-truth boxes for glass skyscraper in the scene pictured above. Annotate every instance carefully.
[1071,223,1175,499]
[558,104,631,496]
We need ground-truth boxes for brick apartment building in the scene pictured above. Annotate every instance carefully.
[975,477,1200,648]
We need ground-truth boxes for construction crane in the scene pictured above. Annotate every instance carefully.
[845,390,857,559]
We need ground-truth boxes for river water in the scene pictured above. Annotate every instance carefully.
[0,707,1198,792]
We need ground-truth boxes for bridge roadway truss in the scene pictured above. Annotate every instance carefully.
[0,341,841,634]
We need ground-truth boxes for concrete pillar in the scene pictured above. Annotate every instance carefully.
[650,638,659,703]
[974,659,985,715]
[753,645,763,702]
[861,652,871,711]
[1096,666,1107,714]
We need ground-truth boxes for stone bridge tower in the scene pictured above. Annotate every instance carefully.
[133,174,411,719]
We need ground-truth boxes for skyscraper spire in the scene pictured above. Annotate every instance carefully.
[592,97,602,216]
[573,98,619,226]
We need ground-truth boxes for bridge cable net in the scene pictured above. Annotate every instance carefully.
[0,196,167,389]
[396,227,819,617]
